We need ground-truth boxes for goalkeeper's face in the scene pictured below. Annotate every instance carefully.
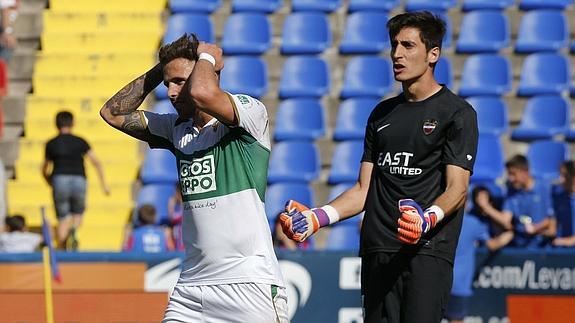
[163,57,196,118]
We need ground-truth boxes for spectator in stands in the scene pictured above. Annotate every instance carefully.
[167,183,184,251]
[552,161,575,247]
[123,204,173,253]
[0,214,42,252]
[273,212,311,251]
[0,0,18,63]
[41,111,110,251]
[445,186,513,323]
[503,155,556,248]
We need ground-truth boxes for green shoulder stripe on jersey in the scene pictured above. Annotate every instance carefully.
[175,127,269,202]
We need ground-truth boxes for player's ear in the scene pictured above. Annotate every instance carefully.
[427,46,440,65]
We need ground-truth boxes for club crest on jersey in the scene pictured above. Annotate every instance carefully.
[423,120,438,135]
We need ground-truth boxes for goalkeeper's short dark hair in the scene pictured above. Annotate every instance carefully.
[387,11,446,52]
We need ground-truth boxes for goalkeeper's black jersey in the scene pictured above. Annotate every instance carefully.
[360,86,478,263]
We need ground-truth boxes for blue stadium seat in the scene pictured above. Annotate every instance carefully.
[511,95,569,142]
[324,225,360,251]
[348,0,399,12]
[328,140,364,184]
[471,133,504,183]
[136,184,176,225]
[160,13,214,105]
[170,0,222,13]
[280,12,331,55]
[515,10,568,53]
[265,183,314,226]
[565,129,575,142]
[456,10,510,53]
[221,13,271,55]
[268,141,320,183]
[163,13,214,45]
[517,53,570,97]
[279,56,330,99]
[274,98,326,141]
[435,56,452,89]
[465,96,508,136]
[462,0,514,11]
[232,0,284,13]
[519,0,574,10]
[333,98,379,141]
[339,12,390,54]
[527,140,569,180]
[405,0,456,11]
[328,183,364,227]
[220,56,268,99]
[458,54,511,97]
[153,100,177,114]
[571,41,575,54]
[140,149,178,185]
[291,0,342,12]
[340,56,393,99]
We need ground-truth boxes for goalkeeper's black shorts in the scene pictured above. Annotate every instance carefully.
[361,252,452,323]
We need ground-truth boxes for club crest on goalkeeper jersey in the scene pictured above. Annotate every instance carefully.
[144,93,284,287]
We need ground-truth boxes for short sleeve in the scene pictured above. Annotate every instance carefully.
[442,105,478,173]
[227,93,270,150]
[45,141,53,161]
[143,111,178,150]
[361,115,376,163]
[80,138,90,154]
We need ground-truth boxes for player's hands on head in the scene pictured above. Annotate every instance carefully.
[197,42,224,72]
[279,200,317,243]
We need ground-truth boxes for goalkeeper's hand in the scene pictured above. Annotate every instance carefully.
[397,199,441,244]
[279,200,339,242]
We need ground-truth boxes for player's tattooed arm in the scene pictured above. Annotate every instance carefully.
[100,64,163,141]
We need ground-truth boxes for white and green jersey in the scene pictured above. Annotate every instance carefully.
[144,93,284,287]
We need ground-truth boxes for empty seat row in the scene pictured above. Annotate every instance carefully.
[164,9,571,58]
[156,55,396,100]
[169,0,574,14]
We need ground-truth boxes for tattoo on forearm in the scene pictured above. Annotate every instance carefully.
[107,77,146,116]
[121,111,147,134]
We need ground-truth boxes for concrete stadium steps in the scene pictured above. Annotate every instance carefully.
[16,138,141,163]
[13,159,138,184]
[40,31,163,54]
[7,181,133,209]
[34,53,157,77]
[76,224,128,251]
[31,74,138,97]
[48,0,167,14]
[42,11,163,34]
[8,201,131,227]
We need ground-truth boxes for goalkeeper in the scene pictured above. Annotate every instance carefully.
[280,11,478,323]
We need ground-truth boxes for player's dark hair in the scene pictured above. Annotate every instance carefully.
[561,160,575,192]
[387,11,446,52]
[505,154,529,171]
[55,111,74,129]
[137,204,157,225]
[159,33,200,66]
[5,215,26,232]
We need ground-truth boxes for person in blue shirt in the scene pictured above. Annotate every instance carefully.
[445,186,514,323]
[123,204,174,253]
[501,155,555,248]
[552,161,575,248]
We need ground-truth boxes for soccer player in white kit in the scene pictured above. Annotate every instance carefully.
[100,34,289,323]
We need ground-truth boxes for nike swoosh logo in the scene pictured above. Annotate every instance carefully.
[377,124,390,132]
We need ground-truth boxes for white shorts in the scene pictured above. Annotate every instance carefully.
[162,283,289,323]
